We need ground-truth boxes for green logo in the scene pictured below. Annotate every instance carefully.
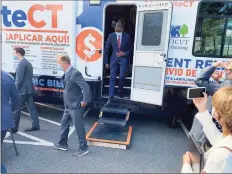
[179,24,189,37]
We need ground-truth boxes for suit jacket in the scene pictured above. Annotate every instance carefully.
[16,58,35,95]
[195,66,232,96]
[1,71,19,131]
[103,32,133,65]
[62,67,91,110]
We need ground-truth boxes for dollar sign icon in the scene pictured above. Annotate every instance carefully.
[76,29,102,62]
[83,34,96,58]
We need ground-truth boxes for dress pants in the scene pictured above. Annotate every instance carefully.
[109,57,128,97]
[14,94,40,130]
[58,107,88,150]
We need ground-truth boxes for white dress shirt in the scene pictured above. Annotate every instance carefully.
[181,110,232,173]
[115,32,122,46]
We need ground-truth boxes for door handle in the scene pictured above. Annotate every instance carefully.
[160,53,167,61]
[160,53,166,57]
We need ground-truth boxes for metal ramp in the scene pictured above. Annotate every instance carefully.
[86,107,132,149]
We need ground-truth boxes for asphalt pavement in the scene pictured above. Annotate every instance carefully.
[2,104,189,173]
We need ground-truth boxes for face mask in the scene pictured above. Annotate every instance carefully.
[221,72,227,80]
[13,56,18,60]
[116,32,122,35]
[57,64,63,71]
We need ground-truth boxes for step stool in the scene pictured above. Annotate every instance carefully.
[86,107,132,149]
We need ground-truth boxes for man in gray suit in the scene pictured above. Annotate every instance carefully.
[53,54,91,157]
[11,47,40,133]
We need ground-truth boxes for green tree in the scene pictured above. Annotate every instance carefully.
[179,24,188,37]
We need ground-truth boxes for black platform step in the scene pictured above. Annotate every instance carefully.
[98,117,127,127]
[100,107,129,115]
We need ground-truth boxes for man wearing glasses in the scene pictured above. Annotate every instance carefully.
[195,60,232,95]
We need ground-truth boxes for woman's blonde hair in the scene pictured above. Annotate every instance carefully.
[227,60,232,70]
[212,86,232,131]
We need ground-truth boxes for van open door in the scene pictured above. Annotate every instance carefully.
[130,1,172,106]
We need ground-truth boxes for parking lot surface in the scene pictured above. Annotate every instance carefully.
[2,105,188,173]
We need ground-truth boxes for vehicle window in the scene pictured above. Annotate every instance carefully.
[142,12,163,46]
[193,2,232,57]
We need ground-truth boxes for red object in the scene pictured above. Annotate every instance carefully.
[117,35,121,50]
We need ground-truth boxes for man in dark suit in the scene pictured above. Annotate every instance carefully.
[1,70,19,174]
[104,22,133,106]
[11,47,40,133]
[53,55,91,157]
[1,71,19,143]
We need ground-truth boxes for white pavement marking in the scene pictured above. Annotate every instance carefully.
[35,102,64,112]
[3,131,53,146]
[17,131,53,145]
[68,127,75,138]
[3,140,53,147]
[5,132,10,139]
[22,111,61,126]
[4,109,79,147]
[21,111,76,140]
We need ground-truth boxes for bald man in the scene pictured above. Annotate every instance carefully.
[104,22,133,106]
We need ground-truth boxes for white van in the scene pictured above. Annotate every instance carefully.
[1,0,231,127]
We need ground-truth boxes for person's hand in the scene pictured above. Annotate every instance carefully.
[211,71,221,83]
[193,92,208,113]
[105,64,110,70]
[213,61,227,68]
[116,51,125,57]
[183,152,191,164]
[119,51,125,57]
[81,102,87,107]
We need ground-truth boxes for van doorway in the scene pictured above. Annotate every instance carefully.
[102,4,137,99]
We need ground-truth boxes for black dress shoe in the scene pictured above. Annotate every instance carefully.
[24,127,40,132]
[104,97,115,107]
[118,94,124,99]
[11,128,18,133]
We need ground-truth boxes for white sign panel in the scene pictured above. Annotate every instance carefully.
[1,1,75,77]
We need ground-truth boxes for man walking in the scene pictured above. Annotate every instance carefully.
[54,54,91,156]
[11,47,40,133]
[104,22,133,106]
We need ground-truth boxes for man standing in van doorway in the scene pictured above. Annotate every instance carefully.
[104,22,133,106]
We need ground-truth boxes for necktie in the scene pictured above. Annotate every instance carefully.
[117,35,121,50]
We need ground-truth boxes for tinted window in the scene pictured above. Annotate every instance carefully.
[199,2,232,16]
[193,2,232,57]
[142,12,163,46]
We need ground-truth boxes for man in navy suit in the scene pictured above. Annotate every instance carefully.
[104,22,133,106]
